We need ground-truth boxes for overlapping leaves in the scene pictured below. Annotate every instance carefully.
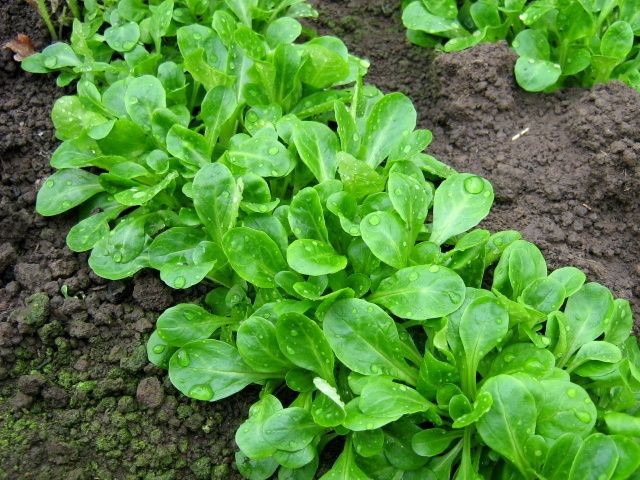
[402,0,640,92]
[27,1,640,479]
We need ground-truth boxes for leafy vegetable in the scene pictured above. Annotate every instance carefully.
[26,0,639,479]
[401,0,640,92]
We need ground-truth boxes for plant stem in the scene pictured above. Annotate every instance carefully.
[66,0,81,19]
[35,0,58,40]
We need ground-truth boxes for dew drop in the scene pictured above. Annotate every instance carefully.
[403,145,412,154]
[394,188,403,196]
[574,410,592,423]
[176,350,190,367]
[428,265,440,273]
[290,330,298,337]
[566,388,577,398]
[352,133,359,141]
[268,146,279,155]
[174,276,186,288]
[368,215,380,226]
[46,180,54,188]
[286,346,295,355]
[112,252,123,263]
[188,383,214,401]
[503,354,515,363]
[152,344,166,354]
[463,176,484,194]
[409,272,419,281]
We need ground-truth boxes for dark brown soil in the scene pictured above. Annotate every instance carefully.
[0,0,638,479]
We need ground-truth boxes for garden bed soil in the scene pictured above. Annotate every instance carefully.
[0,0,638,479]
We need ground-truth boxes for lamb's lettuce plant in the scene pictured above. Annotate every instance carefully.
[402,0,640,92]
[25,0,640,478]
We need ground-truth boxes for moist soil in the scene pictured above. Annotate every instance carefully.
[0,0,638,479]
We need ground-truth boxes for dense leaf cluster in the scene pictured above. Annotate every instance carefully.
[25,0,640,478]
[402,0,640,92]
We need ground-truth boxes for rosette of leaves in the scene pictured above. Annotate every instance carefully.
[23,0,640,478]
[147,91,640,478]
[401,0,640,92]
[26,0,367,289]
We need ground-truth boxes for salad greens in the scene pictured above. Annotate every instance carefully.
[25,0,640,478]
[401,0,640,92]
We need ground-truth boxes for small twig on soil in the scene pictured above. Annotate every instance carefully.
[511,127,530,142]
[582,203,592,211]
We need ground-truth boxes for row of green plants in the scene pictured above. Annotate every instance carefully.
[24,0,640,478]
[402,0,640,92]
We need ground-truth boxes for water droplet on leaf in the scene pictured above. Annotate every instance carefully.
[463,176,484,194]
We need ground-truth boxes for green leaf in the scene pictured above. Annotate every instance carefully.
[52,96,107,141]
[536,380,596,439]
[360,211,411,269]
[266,17,302,46]
[604,412,640,437]
[169,339,267,401]
[562,283,615,361]
[412,428,462,457]
[360,378,431,417]
[337,153,385,199]
[604,299,633,345]
[200,86,237,142]
[193,163,240,245]
[88,214,153,280]
[66,206,125,253]
[320,441,370,480]
[493,240,547,300]
[451,390,493,428]
[323,298,417,384]
[477,375,536,474]
[166,125,211,167]
[512,29,550,60]
[157,303,228,347]
[148,227,226,288]
[222,227,287,288]
[287,241,345,278]
[601,21,633,60]
[430,173,494,245]
[360,93,417,168]
[402,2,467,36]
[459,297,509,373]
[567,434,618,480]
[288,187,329,242]
[568,341,622,373]
[262,407,323,452]
[388,170,430,234]
[236,394,283,459]
[520,277,566,313]
[36,169,103,216]
[147,330,177,370]
[514,57,561,92]
[229,131,294,178]
[292,121,339,182]
[489,343,555,378]
[548,267,586,297]
[276,313,334,380]
[370,265,465,320]
[105,22,140,52]
[125,75,167,129]
[237,316,293,373]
